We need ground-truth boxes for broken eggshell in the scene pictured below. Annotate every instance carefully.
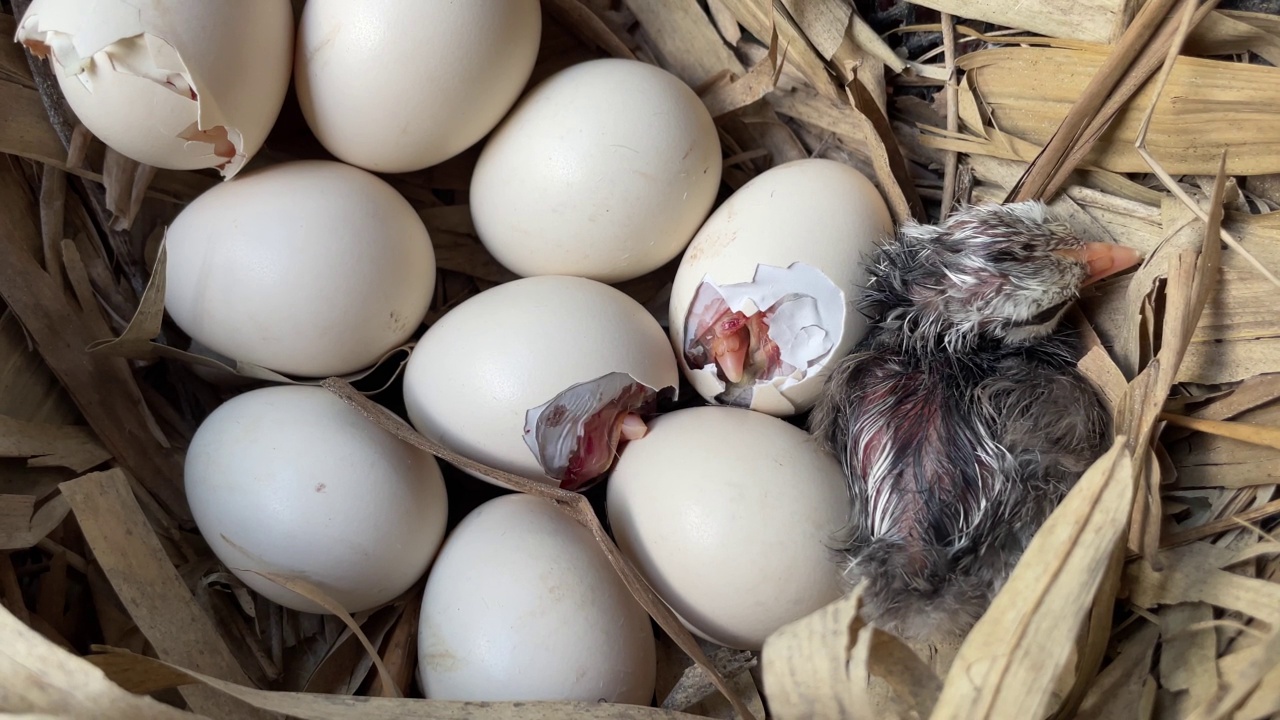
[668,158,895,417]
[401,275,678,491]
[15,0,294,178]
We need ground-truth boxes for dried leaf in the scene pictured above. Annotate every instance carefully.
[1073,621,1160,720]
[929,439,1134,720]
[59,469,274,720]
[0,602,196,719]
[963,46,1280,176]
[702,25,786,118]
[1160,413,1280,452]
[541,0,637,60]
[0,414,111,472]
[0,156,188,521]
[1125,541,1280,624]
[906,0,1128,44]
[1004,0,1180,202]
[761,584,928,720]
[90,646,711,719]
[0,492,69,550]
[779,0,851,60]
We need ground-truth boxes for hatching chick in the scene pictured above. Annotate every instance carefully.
[808,200,1141,641]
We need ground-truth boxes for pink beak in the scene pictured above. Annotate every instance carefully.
[1059,243,1143,286]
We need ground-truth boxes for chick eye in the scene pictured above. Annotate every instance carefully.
[1013,298,1073,327]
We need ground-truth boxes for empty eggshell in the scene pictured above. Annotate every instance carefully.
[185,385,449,614]
[668,158,895,417]
[418,493,656,703]
[470,58,722,283]
[15,0,293,178]
[295,0,541,173]
[163,159,435,378]
[402,275,678,490]
[607,405,848,651]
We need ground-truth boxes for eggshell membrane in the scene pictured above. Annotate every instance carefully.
[184,385,449,615]
[668,158,894,416]
[470,58,722,283]
[418,493,656,702]
[15,0,293,178]
[607,405,847,651]
[403,275,678,486]
[163,159,435,378]
[295,0,541,173]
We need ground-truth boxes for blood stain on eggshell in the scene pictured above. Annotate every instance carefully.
[681,263,845,411]
[14,0,293,178]
[522,371,668,491]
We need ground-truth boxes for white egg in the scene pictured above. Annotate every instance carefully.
[164,159,435,378]
[402,275,678,490]
[294,0,541,173]
[419,493,656,703]
[185,385,449,614]
[15,0,293,178]
[470,58,722,284]
[607,405,848,651]
[668,158,895,417]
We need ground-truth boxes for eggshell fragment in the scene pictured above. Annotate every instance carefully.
[418,493,656,703]
[669,158,895,416]
[607,405,848,651]
[295,0,541,173]
[15,0,294,178]
[402,275,678,490]
[470,58,722,283]
[163,159,435,378]
[185,385,449,615]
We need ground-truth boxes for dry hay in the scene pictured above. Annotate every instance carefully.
[2,0,1280,719]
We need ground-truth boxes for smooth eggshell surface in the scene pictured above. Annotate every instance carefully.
[668,158,894,416]
[295,0,541,173]
[164,159,435,378]
[185,385,449,614]
[418,493,656,703]
[607,405,847,651]
[402,275,678,486]
[470,58,722,283]
[16,0,294,178]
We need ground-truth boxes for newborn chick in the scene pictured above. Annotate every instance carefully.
[808,201,1141,641]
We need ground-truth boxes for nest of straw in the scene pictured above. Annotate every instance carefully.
[2,0,1280,718]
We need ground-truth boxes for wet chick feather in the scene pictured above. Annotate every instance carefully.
[809,200,1134,641]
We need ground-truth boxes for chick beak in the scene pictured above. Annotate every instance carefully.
[1059,242,1143,287]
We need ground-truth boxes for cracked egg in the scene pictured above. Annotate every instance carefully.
[669,158,895,417]
[402,275,678,491]
[15,0,294,178]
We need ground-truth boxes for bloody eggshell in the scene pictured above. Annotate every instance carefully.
[418,493,656,703]
[401,275,678,488]
[668,158,894,417]
[163,159,435,378]
[15,0,293,178]
[184,385,449,615]
[470,58,722,283]
[606,405,847,651]
[295,0,541,173]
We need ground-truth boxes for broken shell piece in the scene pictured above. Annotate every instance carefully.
[15,0,294,178]
[523,372,666,492]
[682,263,842,414]
[403,275,680,490]
[668,158,895,417]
